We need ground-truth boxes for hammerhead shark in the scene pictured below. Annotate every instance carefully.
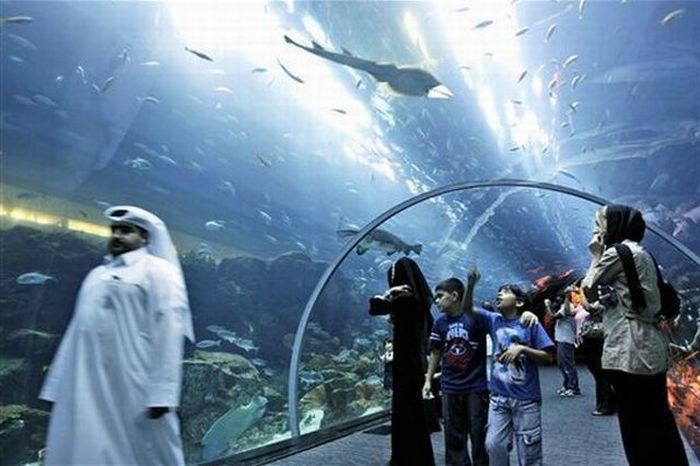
[283,35,452,98]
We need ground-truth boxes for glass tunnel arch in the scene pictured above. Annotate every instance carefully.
[287,178,700,437]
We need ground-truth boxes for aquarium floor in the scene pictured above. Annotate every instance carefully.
[267,365,699,466]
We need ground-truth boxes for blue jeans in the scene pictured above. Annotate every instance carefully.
[485,395,542,466]
[556,342,579,391]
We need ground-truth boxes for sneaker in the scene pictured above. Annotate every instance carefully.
[557,387,567,395]
[561,389,576,397]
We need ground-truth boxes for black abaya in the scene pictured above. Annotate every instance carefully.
[369,257,435,466]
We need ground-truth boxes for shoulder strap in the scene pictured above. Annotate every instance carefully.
[613,243,647,312]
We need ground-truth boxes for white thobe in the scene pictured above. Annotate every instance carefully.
[40,247,188,465]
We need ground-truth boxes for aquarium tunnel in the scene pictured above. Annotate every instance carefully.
[1,1,699,465]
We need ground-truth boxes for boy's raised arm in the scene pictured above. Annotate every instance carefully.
[460,266,480,316]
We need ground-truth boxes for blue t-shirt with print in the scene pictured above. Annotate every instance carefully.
[476,309,554,401]
[429,312,488,394]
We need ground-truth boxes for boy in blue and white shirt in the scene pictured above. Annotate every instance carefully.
[462,267,554,466]
[424,278,539,466]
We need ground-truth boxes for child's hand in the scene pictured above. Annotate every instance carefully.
[467,266,481,284]
[422,381,432,399]
[498,344,524,364]
[520,311,539,327]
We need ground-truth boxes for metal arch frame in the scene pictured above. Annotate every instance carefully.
[287,179,700,436]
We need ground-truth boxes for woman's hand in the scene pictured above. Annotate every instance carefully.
[588,231,604,258]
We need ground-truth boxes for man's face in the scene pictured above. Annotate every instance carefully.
[434,289,458,312]
[109,222,147,256]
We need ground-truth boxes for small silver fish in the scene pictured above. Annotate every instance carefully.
[195,339,222,349]
[660,9,683,26]
[545,24,557,42]
[473,20,494,29]
[138,96,160,104]
[100,76,116,93]
[562,54,579,68]
[205,220,225,231]
[184,46,214,62]
[17,272,57,285]
[514,27,529,37]
[517,70,528,83]
[0,16,34,26]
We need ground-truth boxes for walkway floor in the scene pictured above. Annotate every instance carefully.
[268,365,699,465]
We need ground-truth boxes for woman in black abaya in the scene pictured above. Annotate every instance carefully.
[369,257,435,466]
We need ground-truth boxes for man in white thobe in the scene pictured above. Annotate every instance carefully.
[40,206,195,465]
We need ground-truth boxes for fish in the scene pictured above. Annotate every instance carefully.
[571,74,584,90]
[276,58,304,84]
[251,358,267,367]
[517,70,528,83]
[118,47,129,64]
[660,9,683,26]
[205,220,225,231]
[215,329,237,342]
[138,96,160,104]
[206,325,226,333]
[473,20,494,29]
[75,66,87,84]
[184,46,213,61]
[261,368,273,377]
[283,35,451,98]
[510,99,523,105]
[215,86,233,94]
[123,157,151,171]
[195,340,222,349]
[562,54,579,68]
[545,24,557,42]
[255,154,272,168]
[258,210,272,224]
[514,27,529,37]
[557,169,581,183]
[331,108,347,114]
[5,33,37,50]
[17,272,57,285]
[578,0,587,18]
[232,337,259,353]
[568,101,580,113]
[509,145,523,152]
[55,75,64,85]
[201,396,268,461]
[251,67,267,73]
[100,76,116,93]
[336,228,422,256]
[142,60,161,66]
[0,16,34,26]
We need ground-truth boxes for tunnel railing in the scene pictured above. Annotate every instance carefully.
[286,179,700,437]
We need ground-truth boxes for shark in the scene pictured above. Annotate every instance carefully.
[337,228,422,256]
[283,35,452,98]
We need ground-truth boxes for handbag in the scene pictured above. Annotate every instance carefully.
[580,318,604,340]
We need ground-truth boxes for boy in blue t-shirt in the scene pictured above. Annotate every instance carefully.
[424,277,539,466]
[463,267,554,466]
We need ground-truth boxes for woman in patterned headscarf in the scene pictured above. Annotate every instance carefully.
[370,257,435,466]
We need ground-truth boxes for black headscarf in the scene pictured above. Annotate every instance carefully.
[603,204,646,247]
[388,257,434,332]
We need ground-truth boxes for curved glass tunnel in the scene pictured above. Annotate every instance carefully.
[1,0,699,465]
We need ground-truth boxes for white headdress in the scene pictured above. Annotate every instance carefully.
[105,205,195,342]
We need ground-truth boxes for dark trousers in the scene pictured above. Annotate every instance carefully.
[582,339,615,412]
[556,342,579,391]
[607,370,689,466]
[443,391,489,466]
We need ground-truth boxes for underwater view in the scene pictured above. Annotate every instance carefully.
[1,0,699,464]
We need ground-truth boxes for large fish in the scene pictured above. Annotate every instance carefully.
[337,228,422,256]
[201,396,268,460]
[283,35,452,98]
